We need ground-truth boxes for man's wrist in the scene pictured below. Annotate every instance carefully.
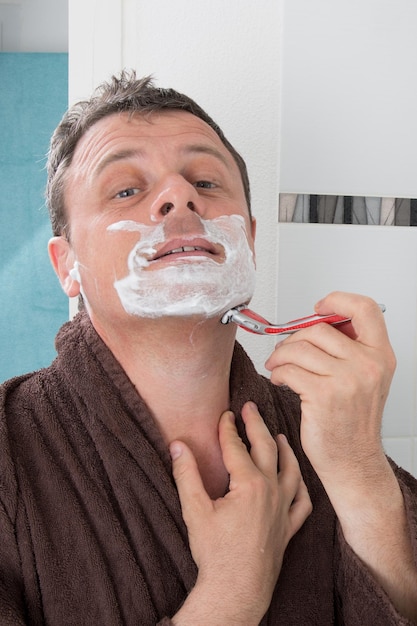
[171,579,266,626]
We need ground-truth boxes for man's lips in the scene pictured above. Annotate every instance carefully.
[151,237,223,262]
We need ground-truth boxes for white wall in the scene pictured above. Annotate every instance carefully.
[280,0,417,198]
[0,0,67,52]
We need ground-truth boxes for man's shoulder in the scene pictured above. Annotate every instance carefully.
[1,368,50,408]
[0,363,63,437]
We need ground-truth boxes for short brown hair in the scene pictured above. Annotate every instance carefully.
[46,70,251,237]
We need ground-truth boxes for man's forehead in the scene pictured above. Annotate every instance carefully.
[80,109,224,150]
[70,109,236,180]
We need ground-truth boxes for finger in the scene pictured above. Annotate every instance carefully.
[170,441,211,520]
[277,435,312,530]
[265,331,346,377]
[277,434,304,490]
[270,365,324,397]
[288,478,313,533]
[218,410,255,483]
[241,402,278,476]
[314,291,389,347]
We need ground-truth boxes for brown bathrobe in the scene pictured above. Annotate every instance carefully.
[0,312,416,625]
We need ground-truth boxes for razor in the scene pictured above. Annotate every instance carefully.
[221,304,386,335]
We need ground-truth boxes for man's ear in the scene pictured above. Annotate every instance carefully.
[48,236,81,298]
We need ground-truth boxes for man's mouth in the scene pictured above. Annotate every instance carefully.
[162,245,209,256]
[151,238,223,262]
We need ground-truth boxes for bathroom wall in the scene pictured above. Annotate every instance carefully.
[0,0,69,381]
[280,0,417,198]
[0,0,68,52]
[0,53,69,381]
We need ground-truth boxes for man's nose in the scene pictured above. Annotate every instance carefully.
[150,175,204,221]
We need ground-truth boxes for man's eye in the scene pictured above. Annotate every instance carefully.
[116,188,140,198]
[194,180,215,189]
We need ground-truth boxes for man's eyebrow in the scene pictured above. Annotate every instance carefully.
[94,149,144,176]
[182,144,230,167]
[94,144,230,177]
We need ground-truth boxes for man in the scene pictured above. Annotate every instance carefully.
[0,71,416,625]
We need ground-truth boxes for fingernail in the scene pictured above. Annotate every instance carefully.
[170,442,183,461]
[246,401,258,411]
[225,410,236,423]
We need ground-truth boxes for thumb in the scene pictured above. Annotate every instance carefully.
[170,441,211,517]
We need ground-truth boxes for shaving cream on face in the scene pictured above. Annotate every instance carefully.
[69,260,92,310]
[69,262,82,283]
[107,214,256,318]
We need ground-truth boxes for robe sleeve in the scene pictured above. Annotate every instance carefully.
[335,464,417,625]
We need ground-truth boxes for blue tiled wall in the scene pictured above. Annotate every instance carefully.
[0,53,69,381]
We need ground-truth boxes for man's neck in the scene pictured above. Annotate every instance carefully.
[92,316,235,426]
[91,313,237,496]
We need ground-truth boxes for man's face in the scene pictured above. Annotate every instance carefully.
[53,110,256,325]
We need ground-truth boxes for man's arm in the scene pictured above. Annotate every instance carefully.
[169,403,312,626]
[265,291,417,622]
